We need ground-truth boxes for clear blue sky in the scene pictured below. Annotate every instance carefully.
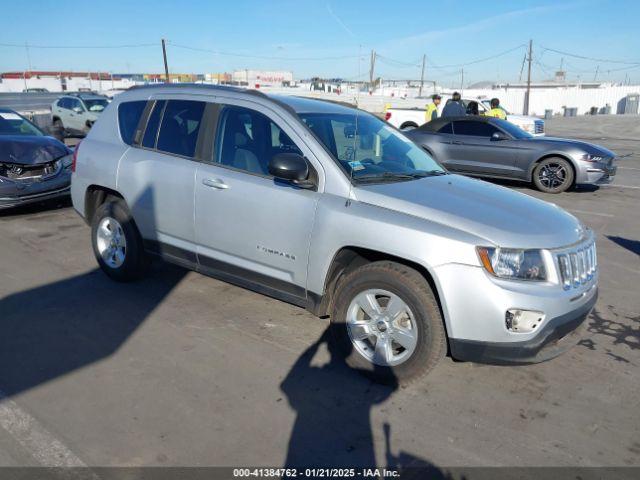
[1,0,639,85]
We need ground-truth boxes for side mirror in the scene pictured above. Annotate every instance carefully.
[72,106,83,114]
[491,131,509,141]
[268,153,314,189]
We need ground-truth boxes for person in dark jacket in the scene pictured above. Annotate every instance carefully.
[441,91,466,118]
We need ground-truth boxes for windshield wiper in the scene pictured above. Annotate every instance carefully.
[355,170,447,183]
[354,172,418,183]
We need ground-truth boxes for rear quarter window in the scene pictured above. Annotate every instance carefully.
[118,101,147,145]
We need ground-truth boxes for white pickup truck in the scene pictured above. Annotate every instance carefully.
[385,96,545,136]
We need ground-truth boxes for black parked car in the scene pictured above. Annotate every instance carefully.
[0,108,73,209]
[404,116,617,193]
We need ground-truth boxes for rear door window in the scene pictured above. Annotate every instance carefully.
[156,100,205,158]
[142,100,166,148]
[118,100,147,145]
[452,121,499,137]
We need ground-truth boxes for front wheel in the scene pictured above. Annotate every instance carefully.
[330,261,446,385]
[533,157,574,193]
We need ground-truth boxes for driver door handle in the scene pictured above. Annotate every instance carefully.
[452,140,463,145]
[202,178,229,190]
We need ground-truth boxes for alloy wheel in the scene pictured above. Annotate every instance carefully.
[96,216,127,268]
[346,289,418,366]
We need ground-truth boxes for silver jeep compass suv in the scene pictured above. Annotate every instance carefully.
[71,84,597,383]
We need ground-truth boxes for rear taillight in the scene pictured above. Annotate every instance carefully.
[384,112,392,121]
[71,141,80,173]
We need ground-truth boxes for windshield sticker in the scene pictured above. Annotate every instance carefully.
[0,113,22,121]
[348,160,366,171]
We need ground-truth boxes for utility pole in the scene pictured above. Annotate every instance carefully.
[418,54,426,97]
[369,49,376,92]
[161,38,170,83]
[519,53,526,82]
[460,67,464,91]
[593,65,599,82]
[524,39,533,115]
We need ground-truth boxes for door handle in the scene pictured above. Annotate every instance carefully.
[452,140,462,145]
[202,178,229,190]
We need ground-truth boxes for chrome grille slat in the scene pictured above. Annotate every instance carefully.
[555,239,597,290]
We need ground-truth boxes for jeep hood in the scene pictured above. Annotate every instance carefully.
[0,135,70,165]
[355,174,583,249]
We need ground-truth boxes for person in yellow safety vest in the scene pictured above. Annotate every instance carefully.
[486,97,507,120]
[425,94,442,122]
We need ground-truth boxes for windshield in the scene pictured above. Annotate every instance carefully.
[0,111,44,136]
[83,99,109,112]
[298,112,445,183]
[493,118,533,139]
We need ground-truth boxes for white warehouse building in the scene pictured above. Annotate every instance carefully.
[232,70,293,87]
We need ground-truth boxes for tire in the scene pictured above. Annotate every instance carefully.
[329,261,446,385]
[400,122,418,131]
[533,157,574,193]
[52,118,66,139]
[91,198,148,282]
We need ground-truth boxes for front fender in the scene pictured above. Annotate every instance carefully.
[306,193,484,297]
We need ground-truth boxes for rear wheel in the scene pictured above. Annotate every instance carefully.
[400,122,419,131]
[91,199,148,282]
[330,261,446,385]
[533,157,574,193]
[52,118,66,139]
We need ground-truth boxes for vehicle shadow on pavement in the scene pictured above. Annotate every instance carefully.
[607,235,640,256]
[280,326,449,477]
[0,197,72,218]
[483,177,600,194]
[0,264,186,398]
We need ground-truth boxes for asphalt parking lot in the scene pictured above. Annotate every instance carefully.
[0,115,638,470]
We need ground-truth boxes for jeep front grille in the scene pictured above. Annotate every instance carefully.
[556,240,597,290]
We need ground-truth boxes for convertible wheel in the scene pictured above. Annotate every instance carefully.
[533,157,574,193]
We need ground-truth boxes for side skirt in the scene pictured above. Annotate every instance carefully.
[143,240,316,312]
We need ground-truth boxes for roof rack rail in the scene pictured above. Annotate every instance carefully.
[127,83,268,99]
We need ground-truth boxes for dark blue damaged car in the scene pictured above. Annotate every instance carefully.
[0,108,73,209]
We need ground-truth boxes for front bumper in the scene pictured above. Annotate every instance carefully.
[0,172,71,209]
[449,288,596,364]
[575,159,617,185]
[433,258,598,364]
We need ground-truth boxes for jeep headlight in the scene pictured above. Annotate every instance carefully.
[522,123,534,132]
[477,247,547,281]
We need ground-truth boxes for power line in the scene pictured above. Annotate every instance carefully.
[0,42,157,49]
[540,45,640,65]
[426,44,527,69]
[168,43,361,61]
[375,54,421,68]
